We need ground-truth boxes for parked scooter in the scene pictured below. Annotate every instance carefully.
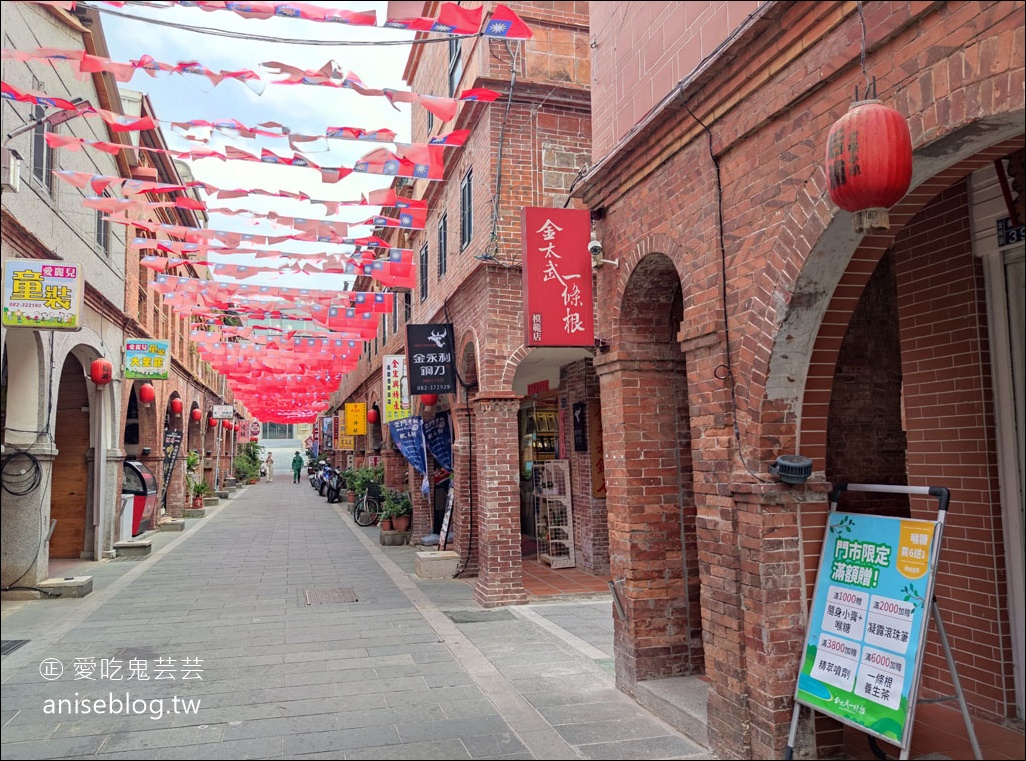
[317,463,333,496]
[325,468,344,504]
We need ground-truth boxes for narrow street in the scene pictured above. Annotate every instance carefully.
[1,480,712,760]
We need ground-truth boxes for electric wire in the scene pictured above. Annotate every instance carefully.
[680,100,769,484]
[481,40,521,267]
[80,2,473,48]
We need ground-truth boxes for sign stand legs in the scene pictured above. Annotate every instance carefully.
[929,599,982,760]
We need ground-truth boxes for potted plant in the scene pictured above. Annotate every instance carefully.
[184,450,201,507]
[191,480,212,509]
[384,489,412,532]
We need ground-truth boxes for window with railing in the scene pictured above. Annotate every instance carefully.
[460,169,473,249]
[447,37,463,97]
[95,191,111,254]
[419,243,429,302]
[437,212,448,278]
[31,105,55,194]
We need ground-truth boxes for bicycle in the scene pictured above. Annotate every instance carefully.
[352,482,382,526]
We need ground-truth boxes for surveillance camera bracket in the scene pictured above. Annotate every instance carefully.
[592,257,620,269]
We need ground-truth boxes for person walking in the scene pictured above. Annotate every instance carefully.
[291,451,304,484]
[265,452,274,483]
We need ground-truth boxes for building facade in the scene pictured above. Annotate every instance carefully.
[1,3,235,595]
[335,0,597,605]
[577,1,1024,758]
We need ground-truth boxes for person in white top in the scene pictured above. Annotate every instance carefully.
[265,453,274,482]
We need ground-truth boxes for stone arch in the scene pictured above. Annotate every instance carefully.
[596,248,701,688]
[763,116,1025,471]
[1,329,44,447]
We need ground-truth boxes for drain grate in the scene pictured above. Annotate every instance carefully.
[304,588,358,605]
[1,640,30,656]
[444,609,515,623]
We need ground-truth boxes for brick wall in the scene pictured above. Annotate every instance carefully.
[892,181,1008,716]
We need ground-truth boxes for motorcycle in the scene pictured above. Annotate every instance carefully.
[317,463,333,496]
[325,468,344,504]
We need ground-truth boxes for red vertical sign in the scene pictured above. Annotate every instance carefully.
[522,207,594,347]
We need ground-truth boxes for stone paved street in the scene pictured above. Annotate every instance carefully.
[1,480,713,760]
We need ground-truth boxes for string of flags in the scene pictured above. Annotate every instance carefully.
[7,1,536,421]
[35,1,534,40]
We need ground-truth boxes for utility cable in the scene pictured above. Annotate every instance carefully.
[681,99,769,483]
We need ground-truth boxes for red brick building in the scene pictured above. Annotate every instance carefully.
[576,1,1024,758]
[335,0,596,605]
[334,2,1023,758]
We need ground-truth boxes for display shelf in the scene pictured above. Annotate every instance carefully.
[533,459,575,569]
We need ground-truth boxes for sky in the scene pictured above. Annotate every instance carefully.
[94,1,418,291]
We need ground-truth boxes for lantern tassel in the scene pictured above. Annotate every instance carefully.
[853,208,891,234]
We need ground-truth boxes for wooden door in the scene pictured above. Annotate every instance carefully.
[50,356,91,559]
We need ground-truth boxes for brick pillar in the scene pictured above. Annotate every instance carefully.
[596,353,700,694]
[680,330,752,758]
[472,395,527,608]
[450,402,477,576]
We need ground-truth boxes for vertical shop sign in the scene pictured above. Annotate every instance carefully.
[320,415,334,451]
[159,428,184,509]
[794,512,941,746]
[388,416,428,473]
[2,259,84,330]
[124,339,171,380]
[588,400,605,497]
[406,324,456,394]
[345,403,367,436]
[522,207,593,347]
[424,410,453,471]
[572,402,587,451]
[383,354,410,422]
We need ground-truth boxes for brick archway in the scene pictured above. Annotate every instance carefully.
[595,250,702,690]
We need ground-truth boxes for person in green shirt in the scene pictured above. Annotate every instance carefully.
[291,451,304,484]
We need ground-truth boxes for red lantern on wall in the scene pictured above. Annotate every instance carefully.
[138,382,156,405]
[366,406,379,424]
[420,393,439,407]
[90,358,113,385]
[826,98,912,234]
[222,419,233,429]
[191,408,202,422]
[170,398,184,415]
[208,417,218,429]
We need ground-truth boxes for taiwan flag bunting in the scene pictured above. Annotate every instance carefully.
[484,4,533,39]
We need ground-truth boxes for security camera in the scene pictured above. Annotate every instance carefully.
[590,239,619,269]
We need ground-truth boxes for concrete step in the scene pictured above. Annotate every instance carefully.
[634,675,709,748]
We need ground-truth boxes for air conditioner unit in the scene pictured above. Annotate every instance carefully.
[1,148,23,193]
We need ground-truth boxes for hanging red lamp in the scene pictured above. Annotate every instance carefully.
[90,358,113,385]
[170,398,184,415]
[191,408,202,422]
[208,416,218,429]
[826,97,912,234]
[138,382,156,405]
[366,406,379,424]
[222,419,233,430]
[420,393,439,407]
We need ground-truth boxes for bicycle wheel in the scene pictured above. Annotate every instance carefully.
[354,496,380,527]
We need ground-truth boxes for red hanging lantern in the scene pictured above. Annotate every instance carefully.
[222,419,233,429]
[90,358,113,385]
[420,393,439,407]
[826,99,912,234]
[170,398,184,415]
[208,416,218,429]
[191,408,202,422]
[366,406,379,424]
[138,382,156,405]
